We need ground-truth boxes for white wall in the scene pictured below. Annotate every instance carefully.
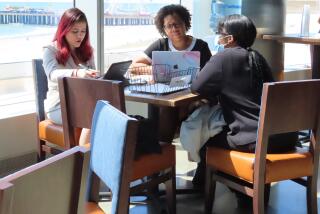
[0,113,38,167]
[284,69,311,80]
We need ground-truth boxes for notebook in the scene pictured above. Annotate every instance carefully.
[102,60,132,82]
[151,51,200,83]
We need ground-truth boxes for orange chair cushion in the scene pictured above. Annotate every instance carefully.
[206,147,313,183]
[131,143,176,181]
[85,202,105,214]
[39,119,65,147]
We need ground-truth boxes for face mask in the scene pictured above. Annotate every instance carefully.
[213,35,225,53]
[215,44,225,52]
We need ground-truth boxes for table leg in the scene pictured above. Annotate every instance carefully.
[310,45,320,79]
[148,104,179,143]
[148,104,160,129]
[148,104,201,195]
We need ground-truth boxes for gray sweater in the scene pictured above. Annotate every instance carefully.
[42,44,95,113]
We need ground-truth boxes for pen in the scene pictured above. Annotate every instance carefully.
[78,64,100,78]
[78,64,90,70]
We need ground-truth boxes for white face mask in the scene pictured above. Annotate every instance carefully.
[213,35,225,53]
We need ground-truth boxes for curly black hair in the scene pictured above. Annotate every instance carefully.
[154,4,191,37]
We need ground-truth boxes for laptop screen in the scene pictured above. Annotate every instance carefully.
[102,60,132,81]
[152,51,200,70]
[151,51,200,83]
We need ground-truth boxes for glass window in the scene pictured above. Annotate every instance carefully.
[284,0,320,71]
[0,1,73,117]
[103,0,180,69]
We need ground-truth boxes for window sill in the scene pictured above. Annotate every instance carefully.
[0,92,35,119]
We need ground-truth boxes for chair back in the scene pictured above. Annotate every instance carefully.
[255,80,320,179]
[58,77,125,147]
[88,101,138,214]
[32,59,48,121]
[259,80,320,135]
[0,146,90,214]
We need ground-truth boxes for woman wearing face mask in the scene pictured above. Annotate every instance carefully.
[191,14,298,191]
[43,8,98,125]
[131,4,212,143]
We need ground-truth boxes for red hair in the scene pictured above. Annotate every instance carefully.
[53,8,93,65]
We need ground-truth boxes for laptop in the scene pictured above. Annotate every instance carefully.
[101,60,132,82]
[151,51,200,83]
[127,51,200,95]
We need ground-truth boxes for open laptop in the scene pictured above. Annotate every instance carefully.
[152,51,200,83]
[127,51,200,95]
[101,60,132,82]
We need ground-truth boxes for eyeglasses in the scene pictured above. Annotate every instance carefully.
[163,22,183,30]
[216,32,229,38]
[217,33,231,42]
[219,35,231,40]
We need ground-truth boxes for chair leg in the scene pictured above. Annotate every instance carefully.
[37,139,46,161]
[264,183,271,206]
[165,166,176,214]
[306,176,318,214]
[204,167,215,214]
[147,174,160,197]
[88,172,101,203]
[253,181,265,214]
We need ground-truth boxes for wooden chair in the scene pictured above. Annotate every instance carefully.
[0,146,90,214]
[205,80,320,214]
[58,77,176,213]
[32,59,66,160]
[86,100,138,214]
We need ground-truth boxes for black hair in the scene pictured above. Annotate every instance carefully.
[154,4,191,37]
[248,48,264,95]
[218,15,268,94]
[217,14,257,48]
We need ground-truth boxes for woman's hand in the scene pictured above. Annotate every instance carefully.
[131,57,152,75]
[75,69,99,78]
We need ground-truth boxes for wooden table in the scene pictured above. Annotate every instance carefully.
[125,88,199,107]
[262,34,320,79]
[126,89,201,195]
[125,89,200,143]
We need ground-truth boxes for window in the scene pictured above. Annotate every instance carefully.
[103,0,181,69]
[284,0,320,71]
[0,0,73,118]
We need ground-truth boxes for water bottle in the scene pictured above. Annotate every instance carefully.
[210,0,242,32]
[210,0,242,53]
[224,0,242,16]
[300,4,310,37]
[210,0,224,31]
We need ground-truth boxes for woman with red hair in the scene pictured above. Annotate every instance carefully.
[43,8,98,125]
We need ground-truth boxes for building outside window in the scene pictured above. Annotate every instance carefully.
[103,0,181,69]
[0,0,73,117]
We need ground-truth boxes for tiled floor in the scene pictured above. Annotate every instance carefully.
[98,139,320,214]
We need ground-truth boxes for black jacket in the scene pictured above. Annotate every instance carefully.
[191,47,274,147]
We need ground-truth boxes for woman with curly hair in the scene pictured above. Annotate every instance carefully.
[132,4,212,143]
[132,4,211,69]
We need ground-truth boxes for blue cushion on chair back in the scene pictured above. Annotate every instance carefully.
[32,59,48,121]
[89,100,136,214]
